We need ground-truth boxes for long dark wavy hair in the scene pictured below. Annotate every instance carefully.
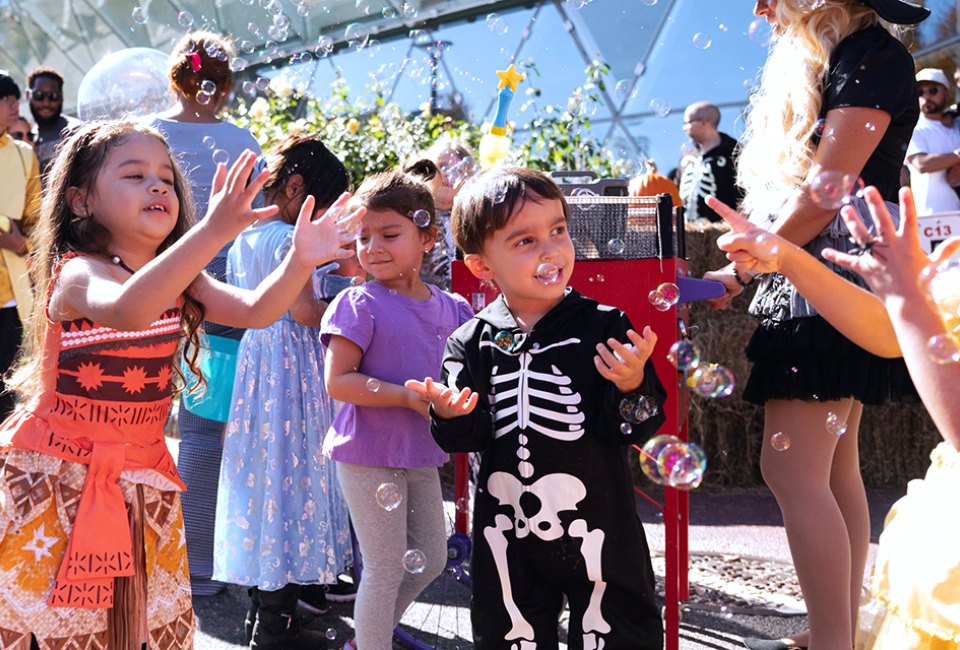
[9,120,206,398]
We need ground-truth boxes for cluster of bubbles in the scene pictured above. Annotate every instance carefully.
[619,395,660,434]
[639,435,707,490]
[808,171,865,210]
[535,262,562,286]
[648,281,680,312]
[666,336,736,399]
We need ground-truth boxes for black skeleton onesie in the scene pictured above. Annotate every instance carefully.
[431,289,665,650]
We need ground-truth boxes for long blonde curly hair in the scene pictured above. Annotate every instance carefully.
[737,0,895,218]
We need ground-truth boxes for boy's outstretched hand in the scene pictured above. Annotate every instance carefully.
[594,326,657,393]
[405,377,479,420]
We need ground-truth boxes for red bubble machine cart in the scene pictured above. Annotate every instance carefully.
[451,172,705,650]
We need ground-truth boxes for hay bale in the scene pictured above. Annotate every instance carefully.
[639,222,941,489]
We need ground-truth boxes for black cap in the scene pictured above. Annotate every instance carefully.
[0,70,21,100]
[860,0,930,25]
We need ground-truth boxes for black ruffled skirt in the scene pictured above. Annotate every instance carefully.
[742,315,917,406]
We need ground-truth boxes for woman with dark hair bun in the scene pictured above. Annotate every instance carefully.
[146,29,265,598]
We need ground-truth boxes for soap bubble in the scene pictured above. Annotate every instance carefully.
[402,549,427,574]
[178,11,194,28]
[202,135,216,149]
[366,378,381,393]
[927,335,960,364]
[796,0,826,9]
[619,395,659,424]
[656,282,680,308]
[255,77,271,91]
[410,209,431,228]
[825,412,847,436]
[356,0,370,14]
[808,171,859,210]
[641,0,657,5]
[345,22,369,44]
[200,79,217,96]
[131,6,149,24]
[620,422,633,435]
[77,48,175,121]
[607,238,626,255]
[325,629,337,641]
[692,32,712,49]
[316,36,335,56]
[615,79,635,101]
[382,6,397,18]
[770,432,791,451]
[212,149,230,165]
[241,80,256,96]
[657,441,707,490]
[494,330,515,351]
[487,13,509,35]
[639,435,682,485]
[688,363,735,398]
[230,58,248,73]
[649,97,671,118]
[535,262,561,285]
[667,340,701,371]
[376,482,402,511]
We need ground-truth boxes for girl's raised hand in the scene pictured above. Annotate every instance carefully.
[823,186,958,304]
[709,195,788,276]
[291,192,365,268]
[594,326,657,393]
[205,150,278,235]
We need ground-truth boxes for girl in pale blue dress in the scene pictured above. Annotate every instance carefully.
[213,134,355,649]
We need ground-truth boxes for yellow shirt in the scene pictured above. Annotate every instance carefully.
[0,132,41,307]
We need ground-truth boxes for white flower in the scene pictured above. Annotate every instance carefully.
[249,97,270,120]
[270,76,294,99]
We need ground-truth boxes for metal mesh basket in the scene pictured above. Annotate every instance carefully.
[564,193,681,261]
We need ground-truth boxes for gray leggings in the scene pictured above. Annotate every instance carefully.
[337,463,447,650]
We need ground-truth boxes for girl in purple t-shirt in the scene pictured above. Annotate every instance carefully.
[320,170,473,650]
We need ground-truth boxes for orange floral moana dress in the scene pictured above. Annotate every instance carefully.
[0,269,195,650]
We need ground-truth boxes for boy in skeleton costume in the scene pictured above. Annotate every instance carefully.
[408,168,665,650]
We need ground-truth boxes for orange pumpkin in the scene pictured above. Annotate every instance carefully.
[629,160,682,209]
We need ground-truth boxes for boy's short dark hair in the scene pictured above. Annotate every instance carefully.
[451,167,569,254]
[350,169,436,228]
[26,66,64,91]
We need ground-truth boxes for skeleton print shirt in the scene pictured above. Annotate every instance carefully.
[431,288,666,517]
[678,132,742,223]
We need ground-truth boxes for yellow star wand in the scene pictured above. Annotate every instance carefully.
[479,64,526,170]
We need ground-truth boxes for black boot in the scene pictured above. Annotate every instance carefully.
[251,584,329,650]
[244,587,259,646]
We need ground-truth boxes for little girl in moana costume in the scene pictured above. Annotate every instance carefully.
[0,121,358,649]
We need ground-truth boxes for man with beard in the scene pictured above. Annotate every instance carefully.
[905,68,960,214]
[26,66,81,180]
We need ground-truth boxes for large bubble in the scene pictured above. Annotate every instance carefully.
[77,48,175,121]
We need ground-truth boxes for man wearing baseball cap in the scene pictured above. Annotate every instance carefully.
[0,70,41,419]
[905,67,960,214]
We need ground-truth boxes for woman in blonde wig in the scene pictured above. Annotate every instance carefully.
[704,1,929,648]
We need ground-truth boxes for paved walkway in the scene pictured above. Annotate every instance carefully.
[185,459,904,649]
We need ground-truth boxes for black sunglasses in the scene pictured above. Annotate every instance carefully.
[10,130,30,141]
[29,90,62,102]
[918,86,944,97]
